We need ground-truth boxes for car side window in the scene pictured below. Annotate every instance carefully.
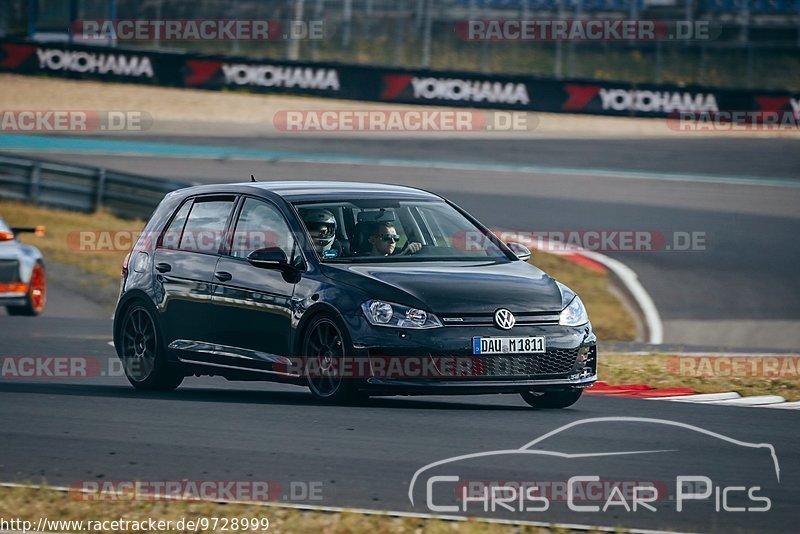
[160,200,192,250]
[230,198,297,261]
[178,199,235,254]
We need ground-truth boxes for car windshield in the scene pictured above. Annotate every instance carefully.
[292,199,512,263]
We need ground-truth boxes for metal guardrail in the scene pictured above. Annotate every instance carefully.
[0,155,191,219]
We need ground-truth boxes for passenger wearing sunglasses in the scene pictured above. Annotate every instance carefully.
[368,222,422,256]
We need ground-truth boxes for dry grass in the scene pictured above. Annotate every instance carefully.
[599,353,800,401]
[0,199,143,283]
[0,486,596,534]
[0,199,636,341]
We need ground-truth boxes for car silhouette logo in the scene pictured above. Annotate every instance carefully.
[408,416,781,507]
[494,308,516,330]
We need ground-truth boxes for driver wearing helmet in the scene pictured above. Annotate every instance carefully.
[299,208,342,257]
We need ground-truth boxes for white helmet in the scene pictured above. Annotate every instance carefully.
[300,208,337,253]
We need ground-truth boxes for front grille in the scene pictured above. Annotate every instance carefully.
[0,259,20,282]
[433,347,580,378]
[440,312,560,327]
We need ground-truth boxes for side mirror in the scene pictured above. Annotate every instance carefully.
[506,241,532,261]
[247,247,291,270]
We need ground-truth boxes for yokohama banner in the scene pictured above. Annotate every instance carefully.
[0,39,796,119]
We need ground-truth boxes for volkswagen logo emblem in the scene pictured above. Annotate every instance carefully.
[494,308,516,330]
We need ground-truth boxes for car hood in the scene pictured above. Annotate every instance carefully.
[322,260,563,314]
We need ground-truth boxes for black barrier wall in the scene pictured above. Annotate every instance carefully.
[1,39,798,120]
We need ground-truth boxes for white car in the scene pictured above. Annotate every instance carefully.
[0,217,46,316]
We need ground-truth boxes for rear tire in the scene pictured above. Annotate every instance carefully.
[521,389,583,409]
[303,314,365,405]
[118,303,183,391]
[6,262,46,316]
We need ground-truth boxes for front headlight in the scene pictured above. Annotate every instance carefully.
[361,300,443,329]
[560,295,589,327]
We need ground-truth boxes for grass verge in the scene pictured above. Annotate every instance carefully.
[599,353,800,402]
[0,200,142,284]
[0,485,592,534]
[0,199,636,341]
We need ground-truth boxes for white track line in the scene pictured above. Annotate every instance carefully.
[518,236,663,344]
[649,392,741,402]
[706,395,786,406]
[0,483,696,534]
[645,392,799,410]
[582,251,663,344]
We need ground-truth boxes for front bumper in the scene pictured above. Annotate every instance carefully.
[362,372,597,395]
[342,314,597,394]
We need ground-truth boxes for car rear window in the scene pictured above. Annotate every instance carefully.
[160,201,192,250]
[178,198,235,254]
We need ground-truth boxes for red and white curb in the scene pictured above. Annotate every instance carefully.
[506,234,664,345]
[587,382,799,410]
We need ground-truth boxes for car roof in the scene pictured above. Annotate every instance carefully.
[172,181,441,202]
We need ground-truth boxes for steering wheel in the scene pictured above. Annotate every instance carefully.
[398,241,427,256]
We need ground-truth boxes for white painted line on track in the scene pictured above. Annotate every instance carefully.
[582,251,663,345]
[0,482,698,534]
[649,392,741,402]
[518,236,663,344]
[707,395,786,406]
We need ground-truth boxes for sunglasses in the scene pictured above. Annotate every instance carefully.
[377,234,401,243]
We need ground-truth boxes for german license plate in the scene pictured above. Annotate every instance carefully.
[472,336,546,355]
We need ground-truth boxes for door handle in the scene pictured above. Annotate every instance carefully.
[155,262,172,273]
[214,271,232,282]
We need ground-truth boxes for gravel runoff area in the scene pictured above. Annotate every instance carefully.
[2,74,797,139]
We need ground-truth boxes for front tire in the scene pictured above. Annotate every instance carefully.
[521,389,583,409]
[303,314,364,404]
[118,303,183,391]
[6,262,46,316]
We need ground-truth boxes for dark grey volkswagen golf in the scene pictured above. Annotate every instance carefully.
[113,181,597,408]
